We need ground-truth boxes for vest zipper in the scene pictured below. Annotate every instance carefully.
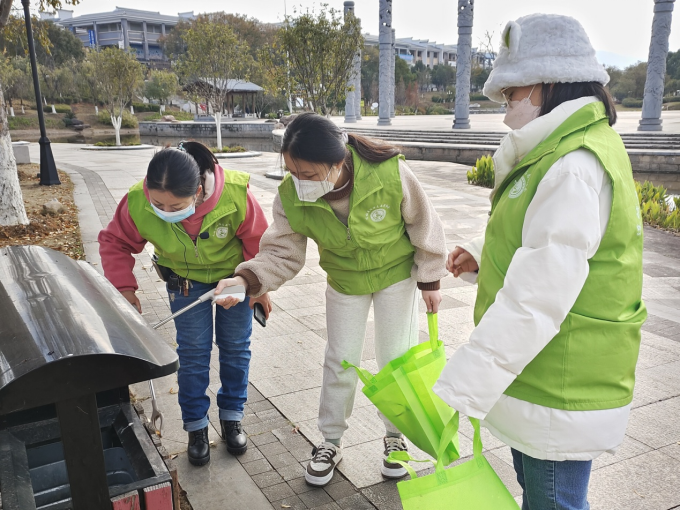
[193,238,199,259]
[346,227,351,240]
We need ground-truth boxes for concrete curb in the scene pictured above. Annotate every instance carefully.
[81,144,155,151]
[215,151,262,159]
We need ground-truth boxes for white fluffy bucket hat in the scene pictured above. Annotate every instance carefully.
[483,13,610,103]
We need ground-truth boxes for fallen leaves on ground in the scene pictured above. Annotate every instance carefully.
[0,165,84,260]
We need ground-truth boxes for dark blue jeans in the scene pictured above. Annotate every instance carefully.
[168,280,252,432]
[512,448,592,510]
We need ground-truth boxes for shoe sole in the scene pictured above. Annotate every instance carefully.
[381,464,408,479]
[188,454,211,467]
[227,445,248,455]
[305,470,334,487]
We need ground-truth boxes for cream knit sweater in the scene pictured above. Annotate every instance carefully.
[236,159,448,297]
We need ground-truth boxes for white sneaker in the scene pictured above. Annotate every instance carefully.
[305,442,343,487]
[381,436,409,478]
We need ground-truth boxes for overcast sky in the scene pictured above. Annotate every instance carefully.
[60,0,680,69]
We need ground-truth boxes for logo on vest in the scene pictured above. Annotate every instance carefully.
[508,174,530,199]
[215,224,229,239]
[366,204,389,222]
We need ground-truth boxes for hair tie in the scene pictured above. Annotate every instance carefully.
[178,141,186,152]
[341,130,349,144]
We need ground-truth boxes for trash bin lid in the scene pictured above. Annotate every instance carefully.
[0,246,179,414]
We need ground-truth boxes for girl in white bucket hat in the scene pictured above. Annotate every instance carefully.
[433,13,647,510]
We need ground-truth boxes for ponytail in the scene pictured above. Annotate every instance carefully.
[282,112,400,167]
[146,140,217,198]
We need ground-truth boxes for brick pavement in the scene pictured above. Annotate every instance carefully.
[31,143,679,510]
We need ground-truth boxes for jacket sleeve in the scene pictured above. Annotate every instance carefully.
[234,194,308,297]
[398,160,449,290]
[433,150,611,419]
[97,194,148,292]
[457,234,486,284]
[235,186,269,261]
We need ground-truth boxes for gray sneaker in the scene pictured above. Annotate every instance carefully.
[381,436,409,478]
[305,442,342,487]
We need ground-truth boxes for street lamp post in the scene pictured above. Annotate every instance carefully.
[22,0,60,186]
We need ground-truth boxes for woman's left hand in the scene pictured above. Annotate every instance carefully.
[250,292,273,320]
[422,290,442,314]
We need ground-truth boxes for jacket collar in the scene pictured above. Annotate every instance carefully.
[491,96,599,201]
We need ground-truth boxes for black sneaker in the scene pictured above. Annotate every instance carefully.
[381,436,409,478]
[305,442,342,487]
[187,427,210,466]
[220,420,248,455]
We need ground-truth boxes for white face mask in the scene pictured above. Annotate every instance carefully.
[291,166,339,203]
[503,85,540,130]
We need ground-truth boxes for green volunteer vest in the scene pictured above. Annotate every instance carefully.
[279,146,415,295]
[127,170,250,284]
[475,102,647,411]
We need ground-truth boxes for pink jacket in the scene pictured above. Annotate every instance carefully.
[99,165,268,292]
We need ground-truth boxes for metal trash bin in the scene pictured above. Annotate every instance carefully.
[0,246,179,510]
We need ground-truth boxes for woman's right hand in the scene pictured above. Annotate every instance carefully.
[446,247,479,278]
[121,290,142,313]
[214,276,248,309]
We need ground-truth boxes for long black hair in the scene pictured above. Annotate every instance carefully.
[281,112,400,168]
[540,82,618,126]
[146,141,219,197]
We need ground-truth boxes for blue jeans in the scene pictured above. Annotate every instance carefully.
[167,280,252,432]
[512,448,592,510]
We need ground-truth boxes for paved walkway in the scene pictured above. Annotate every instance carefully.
[328,111,681,134]
[27,144,680,510]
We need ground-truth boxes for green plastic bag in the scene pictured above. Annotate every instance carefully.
[387,412,520,510]
[342,313,459,465]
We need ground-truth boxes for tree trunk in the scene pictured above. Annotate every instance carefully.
[0,87,29,226]
[215,111,222,150]
[112,115,122,146]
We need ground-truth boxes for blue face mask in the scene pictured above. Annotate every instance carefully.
[151,199,196,223]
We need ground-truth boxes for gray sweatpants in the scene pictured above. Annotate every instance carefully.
[318,277,420,440]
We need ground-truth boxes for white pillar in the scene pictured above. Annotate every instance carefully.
[390,28,396,118]
[453,0,473,129]
[639,0,676,131]
[378,0,392,125]
[355,42,363,120]
[344,1,357,123]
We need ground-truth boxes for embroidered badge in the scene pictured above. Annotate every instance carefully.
[215,225,229,238]
[508,174,529,199]
[366,204,389,222]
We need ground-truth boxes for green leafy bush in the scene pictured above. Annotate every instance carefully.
[93,140,141,147]
[97,110,138,128]
[636,181,679,232]
[470,93,488,101]
[662,96,680,104]
[667,103,680,110]
[132,102,162,113]
[467,155,495,189]
[426,105,450,115]
[210,145,247,153]
[43,104,72,114]
[62,111,77,126]
[622,98,643,108]
[147,111,195,121]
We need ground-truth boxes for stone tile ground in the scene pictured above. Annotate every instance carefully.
[30,143,680,510]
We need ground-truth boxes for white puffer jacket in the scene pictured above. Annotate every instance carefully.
[433,97,632,461]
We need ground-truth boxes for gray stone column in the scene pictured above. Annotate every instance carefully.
[378,0,392,125]
[390,28,396,117]
[142,21,149,61]
[344,1,356,123]
[453,0,473,129]
[121,19,129,49]
[355,40,362,120]
[639,0,676,131]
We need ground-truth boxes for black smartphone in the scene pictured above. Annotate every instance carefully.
[253,302,267,327]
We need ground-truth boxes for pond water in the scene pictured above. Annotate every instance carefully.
[19,134,277,153]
